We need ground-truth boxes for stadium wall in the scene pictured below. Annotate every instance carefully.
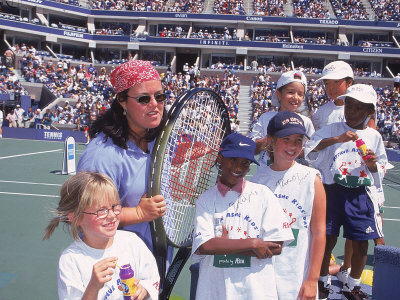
[2,127,86,143]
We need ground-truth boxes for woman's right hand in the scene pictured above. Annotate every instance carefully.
[136,194,166,222]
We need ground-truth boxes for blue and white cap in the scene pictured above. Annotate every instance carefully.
[220,133,259,165]
[267,111,308,138]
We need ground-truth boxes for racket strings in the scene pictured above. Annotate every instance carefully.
[160,91,228,246]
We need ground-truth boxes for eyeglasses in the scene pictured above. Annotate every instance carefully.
[127,93,167,105]
[82,204,122,219]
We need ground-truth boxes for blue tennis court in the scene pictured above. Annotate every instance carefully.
[0,138,399,299]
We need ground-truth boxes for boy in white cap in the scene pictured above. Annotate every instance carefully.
[250,70,315,167]
[312,61,354,131]
[305,84,387,300]
[313,61,381,287]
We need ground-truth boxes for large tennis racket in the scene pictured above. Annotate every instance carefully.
[147,87,231,299]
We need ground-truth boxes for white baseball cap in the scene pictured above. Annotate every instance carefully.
[271,70,308,107]
[317,61,354,82]
[337,84,377,109]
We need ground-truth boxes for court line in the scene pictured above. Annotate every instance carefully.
[0,180,62,186]
[0,149,62,160]
[383,218,400,222]
[0,191,59,198]
[383,206,400,209]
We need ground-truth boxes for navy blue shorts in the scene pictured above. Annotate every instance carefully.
[324,183,383,241]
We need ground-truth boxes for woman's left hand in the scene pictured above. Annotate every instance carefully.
[136,194,166,222]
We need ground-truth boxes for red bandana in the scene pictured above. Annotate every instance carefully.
[110,60,161,94]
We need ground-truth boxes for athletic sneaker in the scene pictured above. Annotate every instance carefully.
[337,267,351,284]
[342,284,370,300]
[318,280,332,300]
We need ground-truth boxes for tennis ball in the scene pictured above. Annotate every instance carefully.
[169,295,185,300]
[360,269,373,286]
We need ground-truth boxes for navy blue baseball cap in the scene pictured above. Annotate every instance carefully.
[267,111,308,138]
[220,133,259,165]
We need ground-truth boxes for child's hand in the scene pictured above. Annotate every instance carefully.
[337,131,358,143]
[220,224,229,239]
[364,149,378,172]
[253,240,282,259]
[297,279,317,300]
[88,257,117,290]
[132,280,149,300]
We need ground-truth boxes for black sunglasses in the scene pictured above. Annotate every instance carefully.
[127,93,167,104]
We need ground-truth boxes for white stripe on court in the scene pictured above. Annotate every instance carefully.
[0,180,62,186]
[383,218,400,222]
[383,206,400,209]
[0,191,59,198]
[0,149,62,160]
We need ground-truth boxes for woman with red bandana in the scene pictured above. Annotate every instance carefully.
[77,60,168,251]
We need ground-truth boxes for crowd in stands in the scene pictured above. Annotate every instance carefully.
[3,49,400,144]
[253,0,285,16]
[293,0,330,19]
[370,0,400,21]
[293,35,328,45]
[167,0,204,13]
[254,34,290,42]
[0,52,29,99]
[190,27,238,40]
[330,0,369,20]
[6,50,241,133]
[50,0,80,6]
[89,0,168,11]
[158,26,189,38]
[213,0,245,15]
[41,0,400,22]
[95,23,132,36]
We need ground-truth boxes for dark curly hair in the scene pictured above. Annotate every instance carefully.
[89,90,167,149]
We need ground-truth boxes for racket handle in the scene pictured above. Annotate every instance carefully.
[159,247,192,300]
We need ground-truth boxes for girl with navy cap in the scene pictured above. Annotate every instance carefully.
[192,132,293,300]
[252,111,326,300]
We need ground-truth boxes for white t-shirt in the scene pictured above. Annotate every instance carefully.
[312,101,344,131]
[252,162,320,300]
[58,230,160,300]
[304,122,387,189]
[250,111,315,166]
[192,181,294,300]
[0,110,3,124]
